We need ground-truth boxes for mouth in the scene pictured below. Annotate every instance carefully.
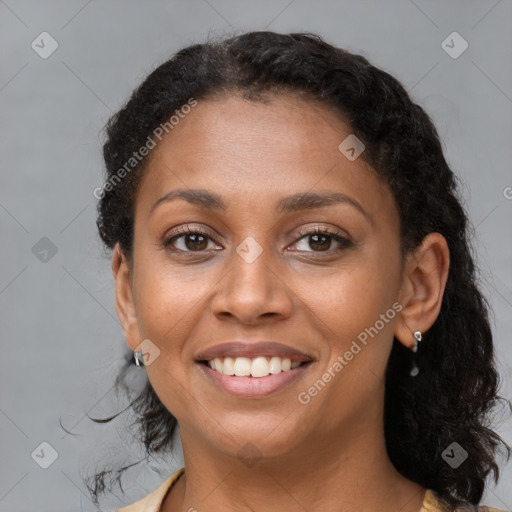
[197,356,312,378]
[194,341,315,398]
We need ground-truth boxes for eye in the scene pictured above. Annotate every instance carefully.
[162,224,353,255]
[290,226,353,253]
[163,225,222,253]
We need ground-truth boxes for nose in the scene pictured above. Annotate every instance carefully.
[210,243,294,325]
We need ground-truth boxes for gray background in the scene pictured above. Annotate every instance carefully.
[1,1,511,511]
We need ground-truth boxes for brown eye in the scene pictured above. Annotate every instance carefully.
[307,233,331,251]
[163,225,222,253]
[292,227,353,254]
[180,233,209,251]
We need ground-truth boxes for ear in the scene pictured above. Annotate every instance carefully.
[112,243,141,351]
[394,233,450,349]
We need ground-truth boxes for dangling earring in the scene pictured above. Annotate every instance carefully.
[410,330,422,377]
[133,350,144,367]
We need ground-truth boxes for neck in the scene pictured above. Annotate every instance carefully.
[162,410,426,512]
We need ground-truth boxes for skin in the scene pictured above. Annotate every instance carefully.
[112,93,450,512]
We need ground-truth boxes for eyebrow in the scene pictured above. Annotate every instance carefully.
[150,188,226,215]
[150,188,371,222]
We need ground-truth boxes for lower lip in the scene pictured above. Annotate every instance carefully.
[196,361,313,398]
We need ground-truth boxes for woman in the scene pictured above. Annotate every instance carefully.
[87,31,511,512]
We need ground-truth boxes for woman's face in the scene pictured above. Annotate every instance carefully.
[119,93,406,460]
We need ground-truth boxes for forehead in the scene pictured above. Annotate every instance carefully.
[134,93,396,224]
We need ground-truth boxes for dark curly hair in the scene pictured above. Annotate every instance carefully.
[85,31,511,509]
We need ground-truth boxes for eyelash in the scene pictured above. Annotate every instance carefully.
[294,226,353,253]
[162,224,353,256]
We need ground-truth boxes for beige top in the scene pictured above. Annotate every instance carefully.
[114,467,506,512]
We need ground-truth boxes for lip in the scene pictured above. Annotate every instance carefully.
[194,341,314,363]
[196,359,314,398]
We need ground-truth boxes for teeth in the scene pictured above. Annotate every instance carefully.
[213,357,223,373]
[234,357,251,376]
[269,356,282,374]
[207,356,305,378]
[251,356,269,378]
[223,357,235,375]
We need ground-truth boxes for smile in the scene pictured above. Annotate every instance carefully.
[196,358,314,398]
[204,356,308,377]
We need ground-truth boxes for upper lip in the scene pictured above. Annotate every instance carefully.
[195,341,314,363]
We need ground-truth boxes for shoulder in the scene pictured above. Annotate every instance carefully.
[114,467,185,512]
[422,489,508,512]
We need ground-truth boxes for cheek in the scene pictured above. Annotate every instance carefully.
[137,268,211,345]
[132,263,211,414]
[132,256,216,353]
[309,243,401,363]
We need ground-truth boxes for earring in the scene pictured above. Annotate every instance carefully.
[410,330,422,377]
[133,350,144,367]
